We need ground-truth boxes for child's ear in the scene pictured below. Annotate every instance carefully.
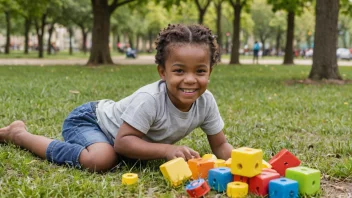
[157,65,166,80]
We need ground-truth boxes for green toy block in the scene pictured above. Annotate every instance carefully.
[285,166,321,195]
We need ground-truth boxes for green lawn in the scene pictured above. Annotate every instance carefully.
[0,65,351,197]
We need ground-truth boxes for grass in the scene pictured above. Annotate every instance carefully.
[0,64,352,197]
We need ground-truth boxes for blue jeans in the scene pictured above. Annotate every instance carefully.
[45,102,113,168]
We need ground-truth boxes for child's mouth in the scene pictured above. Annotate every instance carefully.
[181,88,197,93]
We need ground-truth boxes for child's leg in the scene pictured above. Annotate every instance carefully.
[46,101,118,172]
[0,120,117,172]
[0,120,51,159]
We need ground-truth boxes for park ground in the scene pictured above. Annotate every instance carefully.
[0,53,352,66]
[0,63,352,197]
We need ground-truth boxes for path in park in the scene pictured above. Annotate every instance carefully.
[0,55,351,66]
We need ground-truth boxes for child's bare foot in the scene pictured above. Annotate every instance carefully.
[0,121,28,144]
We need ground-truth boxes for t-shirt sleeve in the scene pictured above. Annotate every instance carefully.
[200,93,224,135]
[120,93,157,134]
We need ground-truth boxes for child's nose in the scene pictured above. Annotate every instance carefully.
[184,74,197,84]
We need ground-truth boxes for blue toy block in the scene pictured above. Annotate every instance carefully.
[208,167,233,192]
[269,178,299,198]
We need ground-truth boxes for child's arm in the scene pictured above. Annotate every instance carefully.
[114,122,200,161]
[207,131,233,160]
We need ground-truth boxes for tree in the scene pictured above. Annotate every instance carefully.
[87,0,136,66]
[194,0,211,24]
[213,0,225,60]
[269,11,286,56]
[251,0,275,56]
[0,0,20,54]
[294,6,314,51]
[267,0,312,65]
[308,0,341,80]
[228,0,249,65]
[60,0,92,54]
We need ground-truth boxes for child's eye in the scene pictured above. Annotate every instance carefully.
[173,69,184,74]
[197,69,207,74]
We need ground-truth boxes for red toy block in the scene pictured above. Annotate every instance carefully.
[262,168,277,173]
[269,149,301,176]
[249,171,280,196]
[186,179,210,198]
[233,175,249,183]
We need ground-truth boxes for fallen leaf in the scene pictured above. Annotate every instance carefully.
[69,90,80,94]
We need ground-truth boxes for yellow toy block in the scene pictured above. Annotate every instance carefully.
[225,158,232,168]
[262,159,272,169]
[231,147,263,177]
[160,158,192,187]
[122,173,138,185]
[227,181,248,198]
[202,154,217,161]
[214,159,226,167]
[188,158,214,179]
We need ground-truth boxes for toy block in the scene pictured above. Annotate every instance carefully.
[233,175,249,183]
[214,159,226,167]
[225,158,232,168]
[285,166,321,195]
[269,178,299,198]
[202,154,217,161]
[159,157,192,187]
[185,179,210,198]
[231,147,263,177]
[208,167,233,192]
[269,149,301,176]
[262,168,278,173]
[227,182,248,198]
[262,159,272,169]
[249,170,281,196]
[188,158,214,179]
[122,173,138,185]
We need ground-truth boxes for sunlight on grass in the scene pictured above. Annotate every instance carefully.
[0,65,351,197]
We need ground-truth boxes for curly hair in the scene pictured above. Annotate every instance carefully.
[155,24,220,68]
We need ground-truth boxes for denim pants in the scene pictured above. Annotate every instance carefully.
[45,102,114,168]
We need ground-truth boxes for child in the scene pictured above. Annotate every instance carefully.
[0,24,233,172]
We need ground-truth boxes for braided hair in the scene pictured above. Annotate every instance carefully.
[155,24,220,68]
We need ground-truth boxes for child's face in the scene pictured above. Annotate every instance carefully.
[158,44,212,112]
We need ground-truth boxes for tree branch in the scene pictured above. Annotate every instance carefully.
[109,0,136,13]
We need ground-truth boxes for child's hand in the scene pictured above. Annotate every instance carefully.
[165,145,200,161]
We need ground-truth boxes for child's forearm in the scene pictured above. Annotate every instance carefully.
[114,136,171,160]
[212,142,233,160]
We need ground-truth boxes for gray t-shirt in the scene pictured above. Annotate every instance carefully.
[95,80,224,144]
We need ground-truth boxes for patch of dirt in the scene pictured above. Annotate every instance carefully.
[285,79,352,85]
[321,179,352,198]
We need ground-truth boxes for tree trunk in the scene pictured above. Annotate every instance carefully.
[136,34,140,52]
[308,0,341,80]
[24,18,31,54]
[88,0,113,65]
[275,27,282,56]
[342,30,347,48]
[148,30,153,52]
[5,11,11,54]
[283,11,295,65]
[47,23,55,55]
[69,27,73,55]
[195,0,210,25]
[215,1,223,61]
[260,38,266,56]
[198,10,205,25]
[35,14,47,58]
[79,25,88,54]
[83,30,88,54]
[229,0,242,65]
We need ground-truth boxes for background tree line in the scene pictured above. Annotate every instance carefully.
[0,0,352,80]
